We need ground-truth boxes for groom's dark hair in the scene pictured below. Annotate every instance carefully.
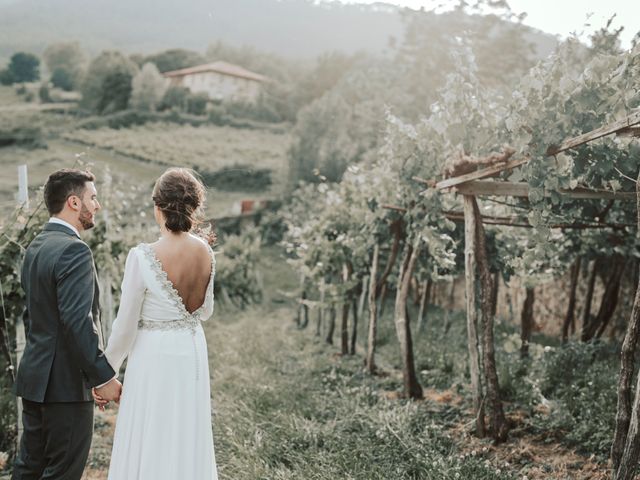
[44,169,96,215]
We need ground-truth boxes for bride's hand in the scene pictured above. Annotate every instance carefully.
[92,388,109,411]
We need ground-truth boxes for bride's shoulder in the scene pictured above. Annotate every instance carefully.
[187,234,215,264]
[128,242,153,261]
[188,233,213,252]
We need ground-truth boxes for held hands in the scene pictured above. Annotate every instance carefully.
[92,378,122,411]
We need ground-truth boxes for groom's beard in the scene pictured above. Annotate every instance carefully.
[78,202,95,230]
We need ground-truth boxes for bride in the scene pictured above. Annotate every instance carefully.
[94,168,218,479]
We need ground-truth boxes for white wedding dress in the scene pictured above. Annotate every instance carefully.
[104,241,218,480]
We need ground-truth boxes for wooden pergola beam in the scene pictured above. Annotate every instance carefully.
[453,180,636,201]
[444,211,635,229]
[428,110,640,192]
[380,204,635,229]
[547,110,640,155]
[435,157,528,190]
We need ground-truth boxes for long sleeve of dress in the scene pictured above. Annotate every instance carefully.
[200,249,216,321]
[105,247,146,373]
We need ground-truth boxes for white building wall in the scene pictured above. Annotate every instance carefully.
[176,72,262,102]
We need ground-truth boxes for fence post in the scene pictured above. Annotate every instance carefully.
[15,165,28,447]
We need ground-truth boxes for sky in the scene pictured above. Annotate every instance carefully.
[335,0,639,48]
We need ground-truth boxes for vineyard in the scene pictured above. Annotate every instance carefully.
[280,32,640,480]
[61,122,289,174]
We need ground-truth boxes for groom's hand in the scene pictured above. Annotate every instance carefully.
[94,378,122,404]
[92,388,109,411]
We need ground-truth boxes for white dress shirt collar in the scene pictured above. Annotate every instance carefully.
[48,217,81,238]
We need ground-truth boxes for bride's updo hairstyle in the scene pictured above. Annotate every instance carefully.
[152,168,206,232]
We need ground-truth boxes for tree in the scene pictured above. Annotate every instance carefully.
[50,68,74,91]
[186,92,209,115]
[97,72,134,113]
[0,69,14,85]
[160,85,189,111]
[81,51,138,113]
[6,52,40,83]
[43,42,85,90]
[130,63,168,112]
[143,49,204,73]
[287,59,396,184]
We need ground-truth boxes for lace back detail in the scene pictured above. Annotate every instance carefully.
[138,243,215,332]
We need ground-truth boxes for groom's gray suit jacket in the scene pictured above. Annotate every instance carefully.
[14,222,115,403]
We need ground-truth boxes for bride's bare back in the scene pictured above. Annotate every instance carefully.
[151,234,212,314]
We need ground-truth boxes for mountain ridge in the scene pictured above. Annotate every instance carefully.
[0,0,556,64]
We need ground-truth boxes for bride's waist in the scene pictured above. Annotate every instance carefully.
[138,316,202,332]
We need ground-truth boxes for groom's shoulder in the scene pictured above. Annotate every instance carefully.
[29,228,91,263]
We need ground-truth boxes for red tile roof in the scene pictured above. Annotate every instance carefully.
[163,61,268,82]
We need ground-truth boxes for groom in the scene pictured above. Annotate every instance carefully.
[12,169,121,480]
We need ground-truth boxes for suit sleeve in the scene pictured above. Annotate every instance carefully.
[104,248,145,373]
[55,241,115,387]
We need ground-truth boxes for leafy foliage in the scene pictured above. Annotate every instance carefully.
[43,42,85,91]
[143,48,204,73]
[214,229,263,308]
[130,63,168,112]
[197,164,272,192]
[80,51,138,113]
[3,52,40,83]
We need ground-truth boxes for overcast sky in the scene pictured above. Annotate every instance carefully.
[334,0,639,48]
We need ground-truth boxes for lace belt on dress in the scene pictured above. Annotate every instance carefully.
[137,318,200,332]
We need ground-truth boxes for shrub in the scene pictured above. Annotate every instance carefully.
[537,341,618,458]
[223,98,282,123]
[214,229,263,308]
[197,164,272,192]
[0,126,46,148]
[257,203,286,245]
[130,63,167,112]
[159,85,189,111]
[78,111,146,130]
[186,92,209,116]
[39,84,52,103]
[0,69,14,85]
[50,68,74,91]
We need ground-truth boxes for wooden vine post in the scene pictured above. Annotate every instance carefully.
[472,198,508,442]
[463,195,485,437]
[416,280,431,332]
[393,241,422,399]
[316,278,325,337]
[366,244,379,374]
[520,287,535,358]
[612,170,640,480]
[340,263,350,355]
[562,259,581,343]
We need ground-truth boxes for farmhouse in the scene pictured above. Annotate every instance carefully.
[163,61,268,103]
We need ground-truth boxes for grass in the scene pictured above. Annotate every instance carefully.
[0,139,286,219]
[0,245,616,480]
[0,125,290,217]
[0,86,23,107]
[61,122,290,179]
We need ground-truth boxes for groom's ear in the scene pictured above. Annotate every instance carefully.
[66,194,81,212]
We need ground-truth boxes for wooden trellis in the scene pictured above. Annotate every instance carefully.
[420,110,639,463]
